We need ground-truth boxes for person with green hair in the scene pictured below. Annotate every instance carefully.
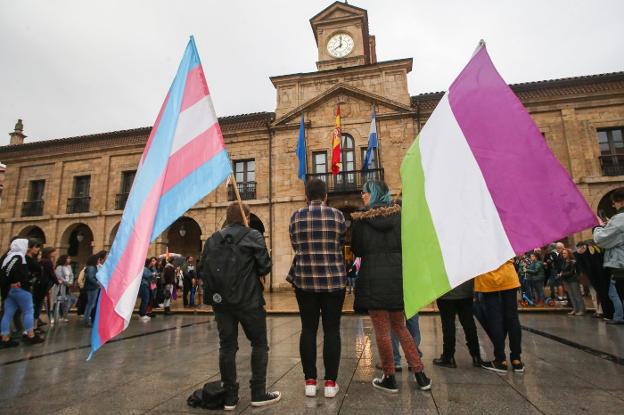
[351,180,431,393]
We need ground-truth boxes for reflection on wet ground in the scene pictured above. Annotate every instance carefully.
[0,313,622,414]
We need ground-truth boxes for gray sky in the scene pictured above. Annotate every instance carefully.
[1,0,623,145]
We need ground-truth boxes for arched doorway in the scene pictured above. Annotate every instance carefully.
[107,222,120,250]
[249,213,265,235]
[166,217,202,260]
[597,188,624,221]
[18,225,46,245]
[61,223,94,270]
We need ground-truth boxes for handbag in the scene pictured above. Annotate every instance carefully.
[187,381,226,409]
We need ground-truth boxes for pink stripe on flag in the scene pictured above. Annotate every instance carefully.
[448,46,597,253]
[141,92,170,166]
[161,123,225,194]
[180,65,210,112]
[97,289,127,344]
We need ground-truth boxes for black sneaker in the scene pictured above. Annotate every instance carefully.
[223,396,239,411]
[372,375,398,393]
[0,339,19,348]
[432,355,457,368]
[22,334,45,344]
[251,391,281,407]
[472,355,485,368]
[511,360,525,373]
[481,360,508,373]
[414,371,432,391]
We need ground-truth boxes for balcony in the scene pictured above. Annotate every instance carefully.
[599,155,624,176]
[228,181,256,201]
[67,196,90,214]
[21,200,44,217]
[306,168,384,194]
[115,192,129,210]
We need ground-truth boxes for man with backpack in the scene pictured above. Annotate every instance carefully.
[199,202,280,410]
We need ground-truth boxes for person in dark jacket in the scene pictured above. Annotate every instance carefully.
[83,254,102,327]
[1,239,45,347]
[199,202,280,410]
[351,180,431,393]
[525,252,546,305]
[575,241,612,319]
[36,247,57,325]
[559,249,585,316]
[162,257,175,315]
[139,258,156,321]
[432,279,483,368]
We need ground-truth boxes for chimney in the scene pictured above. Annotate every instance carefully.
[369,35,377,64]
[9,119,26,145]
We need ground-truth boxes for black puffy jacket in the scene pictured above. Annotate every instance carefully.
[351,204,403,312]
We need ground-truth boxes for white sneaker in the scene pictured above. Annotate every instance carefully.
[140,315,151,322]
[305,379,317,397]
[324,380,339,398]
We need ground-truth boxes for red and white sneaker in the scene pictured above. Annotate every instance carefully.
[305,379,317,397]
[324,380,339,398]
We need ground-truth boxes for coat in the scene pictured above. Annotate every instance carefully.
[593,209,624,269]
[351,204,403,311]
[474,260,521,293]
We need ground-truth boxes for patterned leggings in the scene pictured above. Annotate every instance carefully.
[369,310,424,375]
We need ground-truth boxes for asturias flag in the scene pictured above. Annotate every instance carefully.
[89,37,232,358]
[362,107,378,172]
[331,104,341,176]
[296,114,307,180]
[400,42,597,318]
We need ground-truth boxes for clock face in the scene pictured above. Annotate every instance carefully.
[327,33,354,58]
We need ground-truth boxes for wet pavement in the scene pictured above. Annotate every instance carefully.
[0,313,623,414]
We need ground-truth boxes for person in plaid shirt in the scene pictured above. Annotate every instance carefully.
[288,178,347,399]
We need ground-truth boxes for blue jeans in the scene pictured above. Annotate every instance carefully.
[138,284,150,317]
[391,314,421,365]
[1,288,34,335]
[84,289,99,324]
[608,278,624,322]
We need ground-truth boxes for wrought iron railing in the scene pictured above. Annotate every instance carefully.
[306,168,384,194]
[599,155,624,176]
[21,200,44,217]
[67,196,90,214]
[228,181,257,201]
[115,193,129,210]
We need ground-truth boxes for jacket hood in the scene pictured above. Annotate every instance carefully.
[351,204,400,232]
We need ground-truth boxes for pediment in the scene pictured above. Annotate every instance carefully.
[310,2,367,25]
[272,83,414,127]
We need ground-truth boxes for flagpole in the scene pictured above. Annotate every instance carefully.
[229,173,249,227]
[374,103,383,180]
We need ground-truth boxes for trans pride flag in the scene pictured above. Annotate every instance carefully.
[89,37,232,358]
[401,42,597,318]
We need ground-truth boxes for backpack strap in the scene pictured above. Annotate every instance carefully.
[219,227,251,246]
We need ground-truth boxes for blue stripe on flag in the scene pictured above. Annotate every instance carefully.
[362,110,378,172]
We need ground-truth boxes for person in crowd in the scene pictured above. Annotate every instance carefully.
[37,247,57,325]
[351,180,431,392]
[0,236,26,334]
[287,178,347,399]
[181,256,195,307]
[1,238,45,347]
[525,252,546,306]
[580,241,614,319]
[545,243,565,301]
[593,188,624,325]
[345,253,357,295]
[25,240,43,329]
[54,255,76,321]
[199,202,280,410]
[139,258,155,322]
[83,254,102,327]
[162,257,175,315]
[559,248,585,315]
[433,279,483,368]
[476,259,524,373]
[146,257,158,318]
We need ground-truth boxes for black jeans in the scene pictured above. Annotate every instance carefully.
[182,283,191,307]
[436,298,480,358]
[214,306,268,400]
[482,289,522,362]
[295,288,345,381]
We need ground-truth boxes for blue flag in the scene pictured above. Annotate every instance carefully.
[296,114,307,180]
[362,108,378,171]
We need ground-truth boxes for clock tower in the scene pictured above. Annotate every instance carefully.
[310,1,377,71]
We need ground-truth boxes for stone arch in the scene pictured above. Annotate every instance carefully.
[17,225,46,244]
[596,187,624,221]
[60,223,94,269]
[165,217,203,260]
[107,222,121,249]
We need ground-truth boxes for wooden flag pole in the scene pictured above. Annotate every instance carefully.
[229,173,249,227]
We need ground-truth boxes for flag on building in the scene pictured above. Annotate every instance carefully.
[296,114,307,180]
[89,36,232,358]
[362,107,378,172]
[400,42,597,318]
[331,104,341,175]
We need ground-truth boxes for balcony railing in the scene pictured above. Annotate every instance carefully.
[599,155,624,176]
[115,193,129,210]
[228,181,257,201]
[21,200,44,217]
[67,196,90,214]
[306,168,384,194]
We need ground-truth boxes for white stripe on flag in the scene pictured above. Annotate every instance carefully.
[114,272,142,327]
[170,96,218,155]
[419,93,514,286]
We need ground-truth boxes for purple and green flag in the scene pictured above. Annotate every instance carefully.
[401,42,597,318]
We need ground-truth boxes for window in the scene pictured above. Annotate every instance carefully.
[67,175,91,213]
[341,134,355,172]
[73,175,91,198]
[29,180,45,201]
[22,180,45,216]
[598,127,624,176]
[360,147,379,170]
[313,151,327,174]
[121,171,136,194]
[229,159,256,200]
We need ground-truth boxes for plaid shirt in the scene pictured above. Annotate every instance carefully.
[287,200,347,292]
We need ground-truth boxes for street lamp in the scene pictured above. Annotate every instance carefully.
[179,224,186,238]
[76,232,84,243]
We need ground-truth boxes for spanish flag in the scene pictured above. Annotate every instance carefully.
[331,104,341,175]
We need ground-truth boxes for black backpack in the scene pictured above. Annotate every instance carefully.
[187,381,226,409]
[200,227,251,307]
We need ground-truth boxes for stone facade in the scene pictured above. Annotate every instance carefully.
[1,2,624,290]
